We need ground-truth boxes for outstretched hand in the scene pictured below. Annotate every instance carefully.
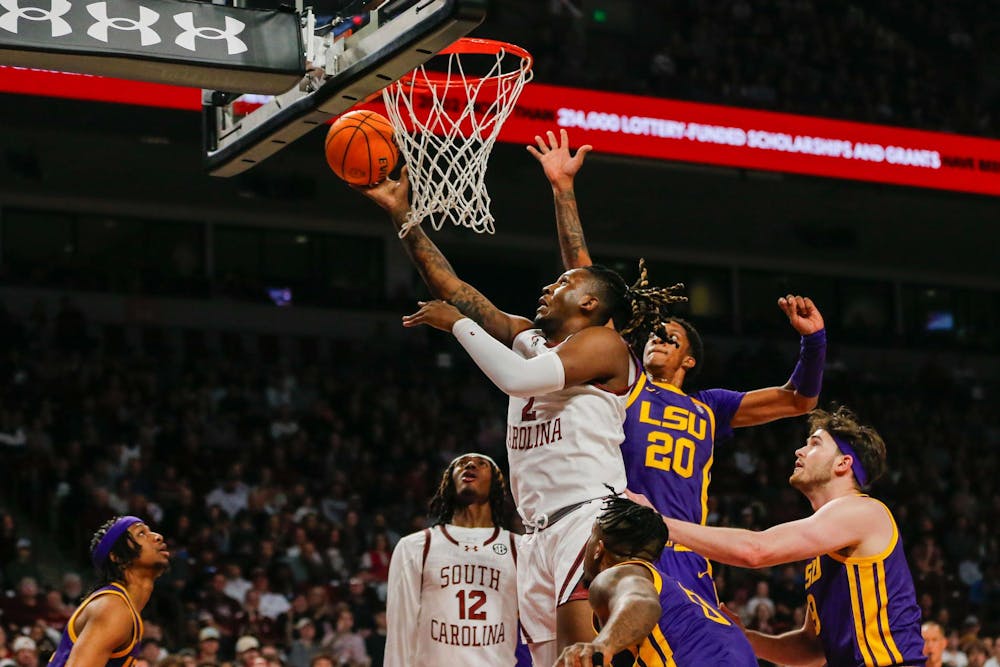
[351,165,411,219]
[527,129,592,192]
[778,295,824,335]
[402,300,466,332]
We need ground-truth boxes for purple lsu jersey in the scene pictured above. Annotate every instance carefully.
[804,498,925,667]
[48,582,143,667]
[599,560,757,667]
[622,374,744,602]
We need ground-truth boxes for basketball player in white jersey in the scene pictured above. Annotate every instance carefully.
[386,454,519,666]
[356,172,684,666]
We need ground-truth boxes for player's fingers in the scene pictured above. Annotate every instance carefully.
[560,128,570,148]
[398,164,410,188]
[526,145,542,159]
[577,144,593,158]
[534,135,549,152]
[546,130,558,149]
[802,296,817,312]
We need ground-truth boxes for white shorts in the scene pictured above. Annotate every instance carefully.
[517,498,602,644]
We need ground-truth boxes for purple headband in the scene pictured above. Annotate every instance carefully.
[91,516,143,568]
[829,433,869,488]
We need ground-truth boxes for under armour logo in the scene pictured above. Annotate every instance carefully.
[174,11,246,55]
[0,0,72,36]
[87,3,160,46]
[463,545,479,552]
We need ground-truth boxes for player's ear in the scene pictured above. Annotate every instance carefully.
[578,293,600,314]
[682,355,696,370]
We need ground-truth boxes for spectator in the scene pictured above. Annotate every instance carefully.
[287,619,322,667]
[223,563,253,604]
[196,627,221,665]
[199,573,246,641]
[0,627,11,663]
[322,608,367,667]
[4,541,41,587]
[249,570,291,621]
[58,574,83,607]
[205,465,250,519]
[10,637,37,667]
[943,629,970,667]
[235,635,261,667]
[743,580,776,625]
[364,610,386,667]
[969,643,990,667]
[0,578,43,629]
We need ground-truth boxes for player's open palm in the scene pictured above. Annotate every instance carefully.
[402,300,465,332]
[527,129,592,192]
[778,295,824,335]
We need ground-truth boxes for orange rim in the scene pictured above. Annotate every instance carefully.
[397,37,533,90]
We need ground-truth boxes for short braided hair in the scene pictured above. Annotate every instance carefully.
[597,494,668,562]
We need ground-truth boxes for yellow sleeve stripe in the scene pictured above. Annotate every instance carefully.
[617,560,662,594]
[846,563,903,666]
[626,373,648,408]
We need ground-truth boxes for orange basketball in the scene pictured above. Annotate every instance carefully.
[324,110,398,186]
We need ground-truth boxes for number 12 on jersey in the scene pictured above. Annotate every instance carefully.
[456,590,487,620]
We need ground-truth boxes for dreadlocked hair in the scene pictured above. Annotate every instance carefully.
[428,458,511,529]
[597,493,669,562]
[89,516,142,587]
[582,261,686,344]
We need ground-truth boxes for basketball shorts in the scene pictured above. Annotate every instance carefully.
[516,498,602,644]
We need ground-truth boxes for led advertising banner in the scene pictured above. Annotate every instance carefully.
[3,67,999,196]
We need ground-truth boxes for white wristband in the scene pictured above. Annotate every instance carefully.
[452,319,565,398]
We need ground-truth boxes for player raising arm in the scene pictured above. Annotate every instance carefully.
[355,171,684,666]
[643,407,926,667]
[529,129,827,605]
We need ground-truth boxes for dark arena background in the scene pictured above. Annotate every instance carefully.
[1,1,999,666]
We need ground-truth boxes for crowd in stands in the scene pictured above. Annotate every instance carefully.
[481,0,998,137]
[0,295,998,667]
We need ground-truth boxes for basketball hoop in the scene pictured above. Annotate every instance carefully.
[382,38,533,236]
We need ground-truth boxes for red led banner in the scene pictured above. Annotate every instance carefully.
[3,67,1000,196]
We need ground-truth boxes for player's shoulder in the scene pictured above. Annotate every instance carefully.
[395,527,434,551]
[77,589,136,627]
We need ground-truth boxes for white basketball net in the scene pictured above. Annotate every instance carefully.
[382,40,533,236]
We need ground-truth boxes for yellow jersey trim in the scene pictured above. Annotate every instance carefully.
[826,498,899,565]
[67,583,142,658]
[626,373,648,408]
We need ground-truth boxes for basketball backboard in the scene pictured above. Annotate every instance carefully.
[202,0,487,177]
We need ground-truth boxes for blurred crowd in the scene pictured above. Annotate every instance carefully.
[0,295,998,667]
[482,0,998,137]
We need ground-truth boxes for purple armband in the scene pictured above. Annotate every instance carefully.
[789,329,826,398]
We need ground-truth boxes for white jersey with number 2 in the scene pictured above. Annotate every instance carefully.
[385,525,519,667]
[506,328,633,521]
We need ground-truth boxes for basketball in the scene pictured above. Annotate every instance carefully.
[324,110,398,186]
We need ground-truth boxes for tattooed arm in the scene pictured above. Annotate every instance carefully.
[556,564,661,665]
[354,168,533,346]
[527,129,594,270]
